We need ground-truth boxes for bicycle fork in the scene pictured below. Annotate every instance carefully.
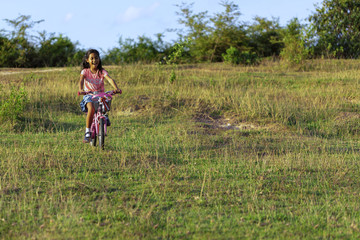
[92,112,108,136]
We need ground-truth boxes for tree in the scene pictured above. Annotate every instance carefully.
[1,15,43,67]
[309,0,360,58]
[0,36,18,67]
[175,1,248,62]
[175,2,211,62]
[209,1,248,61]
[247,17,283,57]
[280,18,309,65]
[103,34,169,64]
[37,32,78,67]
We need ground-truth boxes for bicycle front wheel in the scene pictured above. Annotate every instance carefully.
[90,131,97,147]
[98,118,105,150]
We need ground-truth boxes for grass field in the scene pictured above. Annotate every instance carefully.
[1,60,360,239]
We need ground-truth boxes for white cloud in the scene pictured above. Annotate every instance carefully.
[122,6,142,22]
[117,2,160,23]
[65,13,73,22]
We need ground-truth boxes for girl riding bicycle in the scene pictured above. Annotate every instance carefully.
[79,49,121,143]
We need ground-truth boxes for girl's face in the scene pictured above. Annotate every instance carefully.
[87,53,100,69]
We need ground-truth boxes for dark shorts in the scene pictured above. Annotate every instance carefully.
[80,95,94,112]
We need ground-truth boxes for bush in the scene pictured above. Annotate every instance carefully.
[0,85,28,123]
[280,36,309,66]
[222,47,259,65]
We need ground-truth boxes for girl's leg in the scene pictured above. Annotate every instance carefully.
[86,102,95,128]
[83,102,95,143]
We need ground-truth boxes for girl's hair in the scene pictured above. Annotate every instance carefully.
[81,49,103,73]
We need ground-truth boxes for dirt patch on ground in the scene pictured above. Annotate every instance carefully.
[0,68,65,76]
[335,112,360,122]
[193,114,280,132]
[114,98,284,133]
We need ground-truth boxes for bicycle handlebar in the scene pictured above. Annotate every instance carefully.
[78,91,91,96]
[77,90,122,96]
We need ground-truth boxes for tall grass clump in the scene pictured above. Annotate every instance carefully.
[0,84,28,123]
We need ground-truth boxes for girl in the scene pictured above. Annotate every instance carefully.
[79,49,121,143]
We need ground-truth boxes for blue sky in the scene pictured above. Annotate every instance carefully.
[0,0,320,52]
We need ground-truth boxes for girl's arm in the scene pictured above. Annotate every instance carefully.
[79,74,85,92]
[105,75,122,93]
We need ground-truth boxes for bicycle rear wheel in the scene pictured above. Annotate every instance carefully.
[98,118,105,150]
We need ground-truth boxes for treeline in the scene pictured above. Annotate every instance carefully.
[1,0,360,68]
[0,15,85,68]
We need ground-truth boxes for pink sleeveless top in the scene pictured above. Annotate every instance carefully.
[81,68,108,92]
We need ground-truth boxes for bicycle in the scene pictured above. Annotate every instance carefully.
[78,90,121,150]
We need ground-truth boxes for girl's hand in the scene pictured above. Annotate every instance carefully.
[114,89,122,94]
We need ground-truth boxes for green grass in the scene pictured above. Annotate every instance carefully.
[1,60,360,239]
